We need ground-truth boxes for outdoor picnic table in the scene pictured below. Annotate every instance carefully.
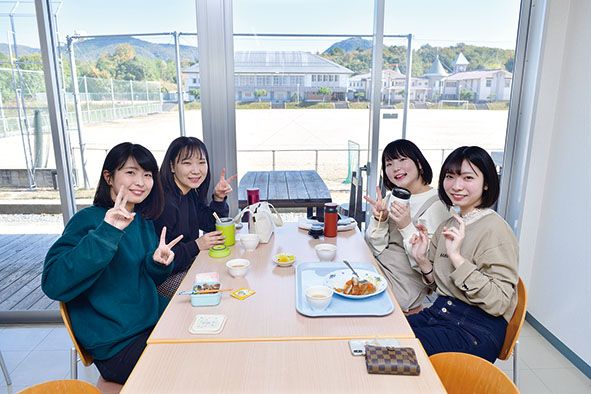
[238,170,332,217]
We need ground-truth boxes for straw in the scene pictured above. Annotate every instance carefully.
[212,212,222,223]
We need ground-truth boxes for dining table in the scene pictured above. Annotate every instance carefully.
[121,338,445,394]
[147,222,414,344]
[238,170,332,218]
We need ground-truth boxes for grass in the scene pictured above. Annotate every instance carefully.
[183,102,202,110]
[285,102,334,109]
[488,101,510,110]
[236,102,271,109]
[348,102,369,109]
[426,102,476,110]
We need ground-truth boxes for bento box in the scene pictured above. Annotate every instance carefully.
[190,281,222,307]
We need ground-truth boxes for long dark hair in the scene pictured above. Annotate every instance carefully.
[438,146,500,209]
[160,136,211,204]
[93,142,164,219]
[381,139,433,191]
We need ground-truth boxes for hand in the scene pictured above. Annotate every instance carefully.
[442,213,465,268]
[104,187,136,230]
[410,224,430,267]
[363,186,388,222]
[153,227,183,266]
[389,200,411,229]
[213,168,238,201]
[196,231,226,250]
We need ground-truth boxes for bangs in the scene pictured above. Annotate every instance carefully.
[177,144,205,163]
[125,145,159,174]
[384,144,413,161]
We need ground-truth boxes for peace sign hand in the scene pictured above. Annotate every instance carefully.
[213,168,238,202]
[153,227,184,266]
[104,187,136,230]
[363,186,388,221]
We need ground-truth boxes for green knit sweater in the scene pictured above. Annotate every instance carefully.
[42,206,172,360]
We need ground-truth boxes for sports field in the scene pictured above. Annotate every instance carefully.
[0,108,508,201]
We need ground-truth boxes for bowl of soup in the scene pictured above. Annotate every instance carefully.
[305,285,333,310]
[226,259,251,278]
[314,243,337,261]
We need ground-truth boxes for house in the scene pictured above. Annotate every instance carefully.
[348,69,430,103]
[183,51,354,102]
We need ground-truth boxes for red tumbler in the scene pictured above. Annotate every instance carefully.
[324,203,338,237]
[247,188,260,205]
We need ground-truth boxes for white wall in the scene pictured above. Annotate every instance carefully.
[518,0,590,365]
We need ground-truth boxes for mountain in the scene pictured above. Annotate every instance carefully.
[0,43,40,57]
[68,36,198,62]
[323,37,372,54]
[0,37,198,62]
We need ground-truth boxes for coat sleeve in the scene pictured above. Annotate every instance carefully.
[42,210,124,302]
[449,226,519,317]
[154,197,199,274]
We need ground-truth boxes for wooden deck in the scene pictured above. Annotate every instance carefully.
[0,234,60,312]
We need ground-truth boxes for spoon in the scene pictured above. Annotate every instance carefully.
[343,260,360,279]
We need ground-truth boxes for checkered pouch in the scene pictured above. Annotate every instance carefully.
[364,345,421,375]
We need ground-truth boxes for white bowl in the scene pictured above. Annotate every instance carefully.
[305,285,333,310]
[314,243,337,261]
[226,259,251,278]
[239,234,260,251]
[272,253,296,267]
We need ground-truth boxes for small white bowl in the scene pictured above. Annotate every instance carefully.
[239,234,260,251]
[314,243,337,261]
[226,259,251,278]
[272,253,296,267]
[305,285,333,310]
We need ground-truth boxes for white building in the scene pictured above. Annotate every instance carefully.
[183,51,353,102]
[348,69,429,103]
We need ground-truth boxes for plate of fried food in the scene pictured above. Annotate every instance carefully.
[323,269,387,299]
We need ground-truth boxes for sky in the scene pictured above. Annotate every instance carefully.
[0,0,521,53]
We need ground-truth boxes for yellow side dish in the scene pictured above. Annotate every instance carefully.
[278,253,295,262]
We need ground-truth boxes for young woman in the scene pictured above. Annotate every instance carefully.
[364,139,451,314]
[154,136,237,298]
[408,146,519,362]
[42,142,182,384]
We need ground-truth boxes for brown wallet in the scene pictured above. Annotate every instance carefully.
[365,345,421,376]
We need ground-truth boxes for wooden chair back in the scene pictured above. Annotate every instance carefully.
[60,302,94,367]
[498,277,527,360]
[17,379,100,394]
[430,352,519,394]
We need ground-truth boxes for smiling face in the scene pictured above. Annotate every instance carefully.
[385,156,425,194]
[105,157,154,211]
[171,148,208,195]
[443,159,487,215]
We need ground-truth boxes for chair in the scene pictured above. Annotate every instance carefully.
[430,352,519,394]
[497,277,528,388]
[60,302,123,393]
[16,379,100,394]
[1,347,12,392]
[338,168,366,229]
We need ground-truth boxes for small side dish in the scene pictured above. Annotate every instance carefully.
[272,253,296,267]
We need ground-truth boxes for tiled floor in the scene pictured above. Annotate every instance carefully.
[0,321,589,393]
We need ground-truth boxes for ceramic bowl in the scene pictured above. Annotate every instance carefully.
[305,285,333,310]
[314,243,337,261]
[239,234,260,251]
[226,258,250,278]
[272,253,296,267]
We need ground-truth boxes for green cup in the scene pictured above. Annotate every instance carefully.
[215,218,235,246]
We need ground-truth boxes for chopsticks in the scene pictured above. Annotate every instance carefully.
[178,288,233,295]
[373,199,386,235]
[212,212,222,223]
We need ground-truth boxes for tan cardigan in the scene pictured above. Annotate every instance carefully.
[429,209,519,322]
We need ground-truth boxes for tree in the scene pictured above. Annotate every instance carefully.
[487,93,496,102]
[459,88,474,101]
[317,86,332,102]
[254,89,266,101]
[189,89,200,100]
[353,91,365,102]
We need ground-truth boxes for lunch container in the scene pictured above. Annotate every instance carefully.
[190,281,223,307]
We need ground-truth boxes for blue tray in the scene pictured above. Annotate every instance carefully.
[295,262,394,317]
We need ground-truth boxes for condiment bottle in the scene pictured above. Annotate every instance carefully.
[324,203,338,237]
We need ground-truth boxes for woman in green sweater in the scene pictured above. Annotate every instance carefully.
[408,146,519,362]
[42,142,182,384]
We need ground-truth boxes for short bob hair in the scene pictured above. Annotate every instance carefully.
[159,136,211,204]
[438,146,500,209]
[93,142,164,220]
[381,139,433,191]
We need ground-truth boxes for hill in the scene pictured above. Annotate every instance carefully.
[323,37,372,55]
[0,37,198,62]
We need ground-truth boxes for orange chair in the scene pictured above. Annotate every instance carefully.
[497,277,528,387]
[16,379,100,394]
[430,352,519,394]
[60,302,123,394]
